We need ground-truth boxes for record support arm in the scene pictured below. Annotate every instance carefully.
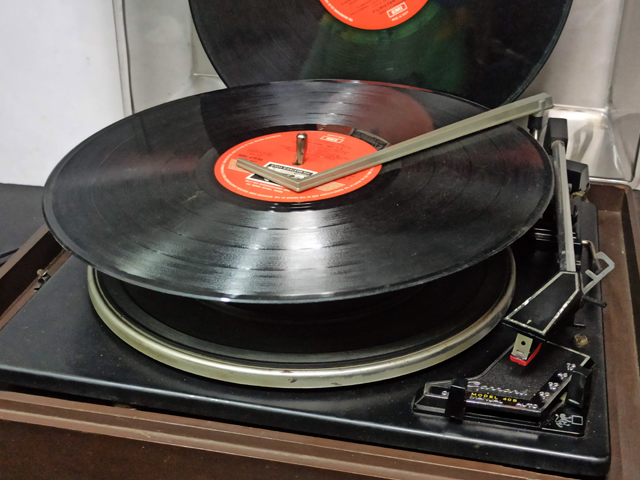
[504,118,615,364]
[236,93,554,192]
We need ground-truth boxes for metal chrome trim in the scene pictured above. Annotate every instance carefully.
[88,250,515,389]
[504,271,580,336]
[551,140,577,272]
[238,94,553,192]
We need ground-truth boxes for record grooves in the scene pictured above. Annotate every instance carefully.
[3,1,617,475]
[189,0,572,107]
[43,81,553,304]
[89,248,515,387]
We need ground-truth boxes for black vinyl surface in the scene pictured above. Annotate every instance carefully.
[44,81,553,303]
[97,248,511,367]
[189,0,571,108]
[0,200,609,476]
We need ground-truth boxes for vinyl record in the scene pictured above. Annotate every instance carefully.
[89,248,515,387]
[189,0,571,107]
[43,80,553,303]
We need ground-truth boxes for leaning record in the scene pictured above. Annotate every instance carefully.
[43,80,553,303]
[189,0,571,108]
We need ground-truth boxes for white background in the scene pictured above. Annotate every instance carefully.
[0,0,123,186]
[0,0,629,186]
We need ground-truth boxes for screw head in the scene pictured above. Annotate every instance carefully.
[574,334,589,348]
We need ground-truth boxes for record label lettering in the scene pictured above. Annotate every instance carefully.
[319,0,428,30]
[214,131,381,202]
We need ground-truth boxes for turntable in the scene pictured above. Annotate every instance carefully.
[1,2,640,479]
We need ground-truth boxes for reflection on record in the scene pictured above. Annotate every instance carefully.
[190,0,571,107]
[44,81,552,303]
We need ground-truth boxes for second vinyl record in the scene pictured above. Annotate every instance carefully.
[190,0,572,107]
[44,81,553,303]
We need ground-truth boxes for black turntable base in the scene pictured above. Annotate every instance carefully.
[0,200,609,477]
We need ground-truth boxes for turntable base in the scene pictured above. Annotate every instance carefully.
[1,185,639,480]
[0,199,609,477]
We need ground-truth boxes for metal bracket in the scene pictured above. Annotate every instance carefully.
[511,333,535,362]
[237,93,554,192]
[503,271,581,340]
[582,250,615,295]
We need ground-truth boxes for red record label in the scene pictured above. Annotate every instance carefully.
[319,0,429,30]
[214,131,381,202]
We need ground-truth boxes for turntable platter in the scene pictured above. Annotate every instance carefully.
[89,248,515,387]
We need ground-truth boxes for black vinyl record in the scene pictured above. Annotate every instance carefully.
[95,248,511,363]
[189,0,571,107]
[88,247,514,387]
[44,81,553,303]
